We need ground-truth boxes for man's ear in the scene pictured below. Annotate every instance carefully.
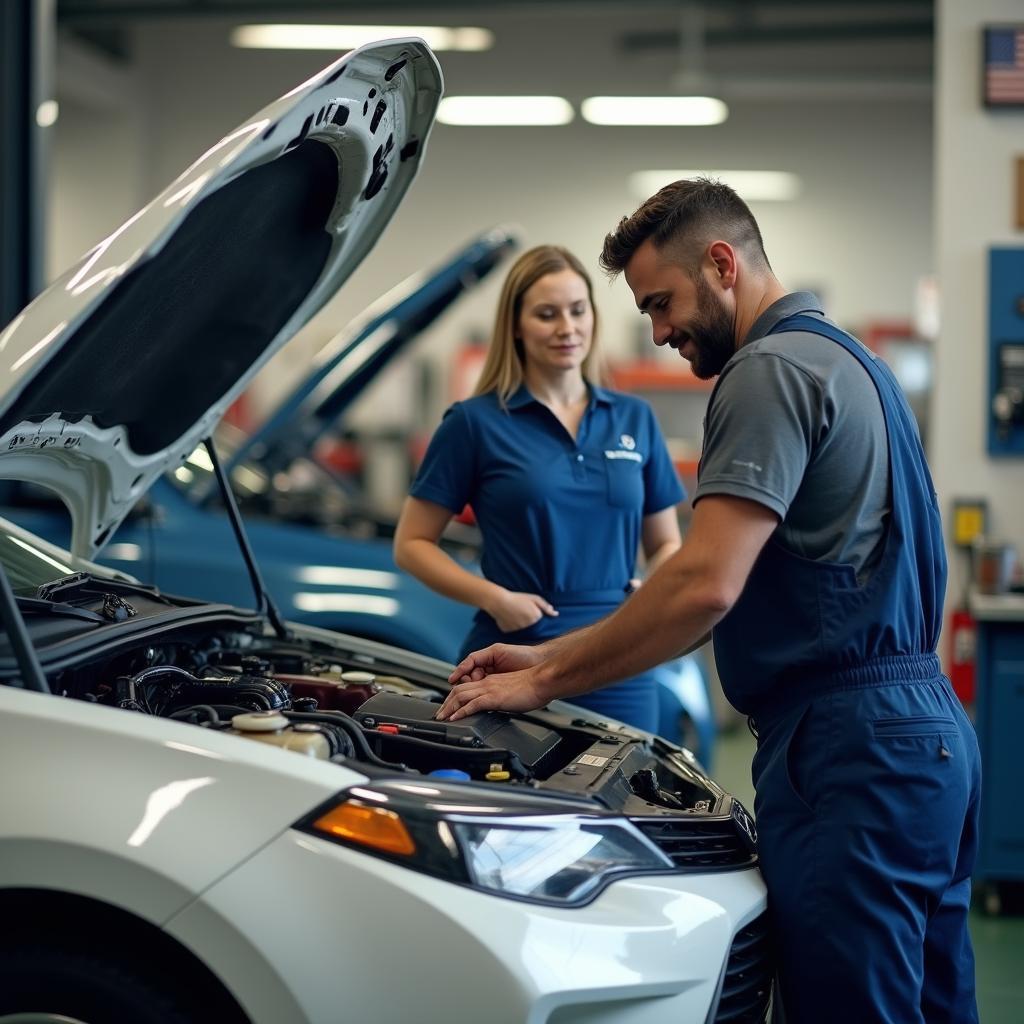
[707,241,738,289]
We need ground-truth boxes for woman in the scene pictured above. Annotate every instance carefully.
[394,245,684,731]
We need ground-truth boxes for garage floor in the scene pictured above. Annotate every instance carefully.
[714,728,1024,1023]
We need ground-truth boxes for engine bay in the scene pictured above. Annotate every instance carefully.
[41,623,727,821]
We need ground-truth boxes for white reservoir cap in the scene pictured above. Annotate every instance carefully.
[232,711,289,733]
[340,671,376,684]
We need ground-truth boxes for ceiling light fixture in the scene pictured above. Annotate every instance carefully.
[581,96,727,126]
[437,96,574,127]
[231,24,494,52]
[629,170,802,201]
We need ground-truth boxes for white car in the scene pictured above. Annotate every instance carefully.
[0,39,769,1024]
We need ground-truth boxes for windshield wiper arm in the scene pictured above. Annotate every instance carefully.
[16,596,106,624]
[35,571,163,604]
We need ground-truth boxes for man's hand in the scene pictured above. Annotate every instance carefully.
[448,643,544,685]
[486,589,558,632]
[436,667,549,721]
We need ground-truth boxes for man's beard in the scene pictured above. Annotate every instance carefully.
[684,274,736,379]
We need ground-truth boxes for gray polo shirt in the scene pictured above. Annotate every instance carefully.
[693,292,890,579]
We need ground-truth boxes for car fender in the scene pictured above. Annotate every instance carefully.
[0,686,361,920]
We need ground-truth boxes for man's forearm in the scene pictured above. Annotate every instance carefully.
[535,619,605,659]
[532,560,727,703]
[534,599,709,675]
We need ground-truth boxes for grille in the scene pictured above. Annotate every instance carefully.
[714,914,773,1023]
[633,816,757,871]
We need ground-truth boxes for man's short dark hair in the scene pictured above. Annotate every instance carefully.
[599,177,771,278]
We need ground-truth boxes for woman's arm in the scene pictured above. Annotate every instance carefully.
[393,497,557,631]
[640,505,682,576]
[394,497,500,608]
[638,507,709,651]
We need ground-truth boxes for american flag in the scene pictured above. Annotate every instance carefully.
[984,26,1024,106]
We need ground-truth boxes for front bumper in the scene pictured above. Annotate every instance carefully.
[165,827,767,1024]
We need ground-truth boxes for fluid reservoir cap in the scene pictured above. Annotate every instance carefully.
[340,670,376,684]
[428,768,471,781]
[232,711,289,733]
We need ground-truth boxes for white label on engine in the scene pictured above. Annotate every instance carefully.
[577,754,610,767]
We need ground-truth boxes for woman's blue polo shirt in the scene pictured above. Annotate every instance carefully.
[410,384,685,605]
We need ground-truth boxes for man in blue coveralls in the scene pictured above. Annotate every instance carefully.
[437,178,981,1023]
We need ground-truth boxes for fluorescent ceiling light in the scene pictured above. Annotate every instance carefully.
[630,169,802,202]
[231,24,494,52]
[582,96,728,126]
[438,96,574,126]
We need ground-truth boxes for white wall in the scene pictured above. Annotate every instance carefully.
[933,0,1024,607]
[48,34,148,282]
[48,10,934,427]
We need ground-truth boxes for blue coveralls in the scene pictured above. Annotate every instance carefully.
[711,314,981,1023]
[411,383,684,732]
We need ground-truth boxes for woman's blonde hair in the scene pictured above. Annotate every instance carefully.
[472,245,603,405]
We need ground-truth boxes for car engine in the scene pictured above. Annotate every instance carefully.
[42,622,741,828]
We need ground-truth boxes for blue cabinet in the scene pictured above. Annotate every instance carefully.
[975,616,1024,883]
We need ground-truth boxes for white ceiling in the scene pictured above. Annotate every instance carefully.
[58,1,935,101]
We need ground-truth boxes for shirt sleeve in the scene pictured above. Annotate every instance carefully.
[641,402,687,514]
[693,351,824,518]
[409,403,477,513]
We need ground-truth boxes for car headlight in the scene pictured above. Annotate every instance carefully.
[295,780,673,907]
[453,816,670,902]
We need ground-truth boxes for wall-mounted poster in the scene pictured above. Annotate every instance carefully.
[984,25,1024,107]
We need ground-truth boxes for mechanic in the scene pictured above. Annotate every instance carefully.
[436,181,981,1024]
[393,244,685,732]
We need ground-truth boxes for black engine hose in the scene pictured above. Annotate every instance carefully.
[130,664,201,686]
[169,704,224,727]
[168,703,255,727]
[284,710,407,772]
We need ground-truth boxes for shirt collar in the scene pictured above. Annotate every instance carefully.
[744,291,824,345]
[506,382,614,410]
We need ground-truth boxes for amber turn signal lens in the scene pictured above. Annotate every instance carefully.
[312,800,416,856]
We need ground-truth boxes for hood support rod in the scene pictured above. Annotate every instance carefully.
[0,567,51,692]
[204,435,288,640]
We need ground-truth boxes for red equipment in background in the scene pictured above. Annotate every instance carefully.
[948,607,977,705]
[609,360,712,502]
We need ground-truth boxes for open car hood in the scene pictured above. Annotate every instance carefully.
[0,40,441,559]
[218,226,518,487]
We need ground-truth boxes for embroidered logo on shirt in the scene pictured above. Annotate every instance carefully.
[619,434,636,450]
[731,458,763,472]
[605,450,643,462]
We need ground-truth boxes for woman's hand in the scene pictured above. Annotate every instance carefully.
[486,589,558,632]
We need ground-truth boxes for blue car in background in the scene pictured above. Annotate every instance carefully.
[1,227,714,764]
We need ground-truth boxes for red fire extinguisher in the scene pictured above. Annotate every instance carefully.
[948,607,976,705]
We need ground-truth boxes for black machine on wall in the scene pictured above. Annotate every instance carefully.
[988,248,1024,455]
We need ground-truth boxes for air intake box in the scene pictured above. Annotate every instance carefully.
[354,691,559,769]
